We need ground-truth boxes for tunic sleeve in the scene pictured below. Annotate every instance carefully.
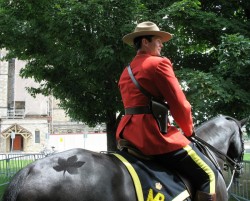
[153,58,193,136]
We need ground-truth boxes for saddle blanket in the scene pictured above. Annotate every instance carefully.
[113,151,190,201]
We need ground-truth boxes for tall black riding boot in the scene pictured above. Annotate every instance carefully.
[194,191,216,201]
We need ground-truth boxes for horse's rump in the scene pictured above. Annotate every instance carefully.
[2,148,137,201]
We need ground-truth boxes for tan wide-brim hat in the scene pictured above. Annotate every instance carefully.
[122,21,172,46]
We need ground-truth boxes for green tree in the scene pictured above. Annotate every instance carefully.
[157,0,250,128]
[0,0,146,150]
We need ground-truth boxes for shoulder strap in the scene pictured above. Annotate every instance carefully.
[127,65,152,99]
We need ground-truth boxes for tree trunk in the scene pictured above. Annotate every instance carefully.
[106,112,119,151]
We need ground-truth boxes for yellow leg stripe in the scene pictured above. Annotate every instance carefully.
[113,153,144,201]
[172,190,190,201]
[183,145,216,194]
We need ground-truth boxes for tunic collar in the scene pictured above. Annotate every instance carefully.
[136,50,151,56]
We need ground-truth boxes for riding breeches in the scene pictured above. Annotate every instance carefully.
[154,142,218,194]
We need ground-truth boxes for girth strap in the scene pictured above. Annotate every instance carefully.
[125,106,151,115]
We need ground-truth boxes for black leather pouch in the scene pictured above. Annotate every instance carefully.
[150,99,169,134]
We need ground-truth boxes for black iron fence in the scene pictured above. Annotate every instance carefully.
[0,153,45,199]
[225,160,250,201]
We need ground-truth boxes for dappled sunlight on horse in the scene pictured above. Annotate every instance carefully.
[1,115,248,201]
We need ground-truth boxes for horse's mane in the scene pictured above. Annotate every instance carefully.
[195,114,241,132]
[195,114,245,164]
[223,115,242,128]
[195,115,244,147]
[195,115,222,133]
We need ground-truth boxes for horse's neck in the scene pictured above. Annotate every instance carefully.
[197,131,230,171]
[199,131,231,153]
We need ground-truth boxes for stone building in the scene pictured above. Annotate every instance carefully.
[0,49,97,153]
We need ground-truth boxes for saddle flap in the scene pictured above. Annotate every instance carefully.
[113,150,191,201]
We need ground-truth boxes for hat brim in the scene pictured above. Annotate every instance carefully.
[122,31,172,46]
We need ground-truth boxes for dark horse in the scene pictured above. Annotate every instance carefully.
[1,115,248,201]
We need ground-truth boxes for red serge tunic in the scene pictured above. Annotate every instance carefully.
[116,51,193,155]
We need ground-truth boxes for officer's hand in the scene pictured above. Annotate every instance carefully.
[191,131,196,137]
[187,131,196,141]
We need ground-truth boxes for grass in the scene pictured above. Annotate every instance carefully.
[0,175,12,199]
[243,153,250,161]
[0,186,6,200]
[0,158,35,199]
[0,176,9,200]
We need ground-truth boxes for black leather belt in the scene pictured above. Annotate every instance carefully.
[125,106,151,115]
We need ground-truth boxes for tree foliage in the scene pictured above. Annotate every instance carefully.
[0,0,146,150]
[158,0,250,127]
[0,0,249,149]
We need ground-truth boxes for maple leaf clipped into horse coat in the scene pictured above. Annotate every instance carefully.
[53,155,85,175]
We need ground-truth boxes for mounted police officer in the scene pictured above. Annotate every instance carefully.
[116,21,218,201]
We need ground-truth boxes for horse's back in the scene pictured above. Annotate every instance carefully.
[2,148,136,201]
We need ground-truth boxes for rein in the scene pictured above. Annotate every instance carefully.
[193,136,242,169]
[192,135,243,191]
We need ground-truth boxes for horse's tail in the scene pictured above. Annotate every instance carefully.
[1,165,32,201]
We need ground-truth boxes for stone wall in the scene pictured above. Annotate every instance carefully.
[0,49,8,117]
